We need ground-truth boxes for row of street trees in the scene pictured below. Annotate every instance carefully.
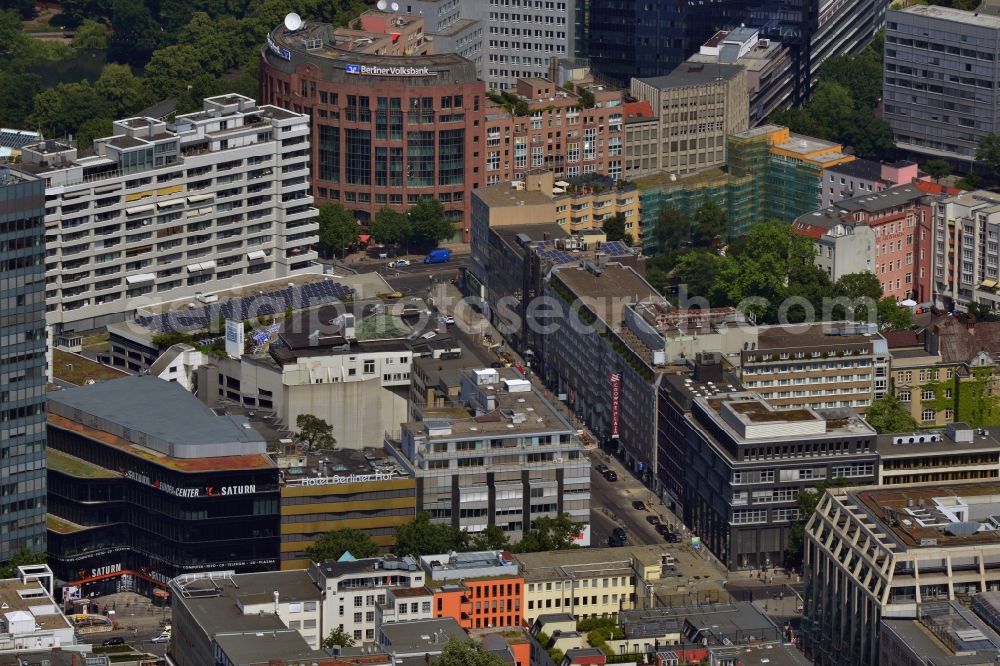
[306,512,582,563]
[317,200,456,258]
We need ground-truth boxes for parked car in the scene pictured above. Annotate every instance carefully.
[609,535,625,547]
[603,470,617,482]
[632,500,647,511]
[655,523,670,536]
[612,527,628,542]
[151,632,171,644]
[439,314,455,325]
[102,637,126,647]
[595,463,609,474]
[424,248,452,264]
[420,331,438,340]
[387,259,410,268]
[646,515,660,526]
[667,532,682,544]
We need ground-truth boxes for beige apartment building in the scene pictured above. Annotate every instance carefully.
[625,62,748,179]
[514,545,723,625]
[471,170,641,243]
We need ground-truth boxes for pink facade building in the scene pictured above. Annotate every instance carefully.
[795,183,936,301]
[821,159,923,207]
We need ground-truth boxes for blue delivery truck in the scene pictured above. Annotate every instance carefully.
[424,248,452,264]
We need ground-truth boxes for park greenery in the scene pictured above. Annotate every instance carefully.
[647,204,913,330]
[2,0,365,146]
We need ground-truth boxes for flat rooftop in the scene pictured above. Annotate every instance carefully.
[401,368,574,440]
[171,571,320,642]
[48,376,267,460]
[0,576,72,634]
[474,183,554,209]
[51,349,128,386]
[877,424,1000,458]
[378,617,467,652]
[636,62,744,89]
[851,482,1000,549]
[214,630,323,665]
[621,602,778,643]
[277,447,410,487]
[895,3,1000,29]
[753,322,883,351]
[550,262,662,321]
[514,544,721,586]
[695,392,877,443]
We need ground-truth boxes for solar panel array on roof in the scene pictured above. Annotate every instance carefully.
[0,129,41,149]
[601,241,633,257]
[136,281,355,332]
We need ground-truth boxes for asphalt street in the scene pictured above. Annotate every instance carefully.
[587,448,682,549]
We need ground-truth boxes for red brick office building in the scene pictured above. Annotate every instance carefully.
[260,11,485,240]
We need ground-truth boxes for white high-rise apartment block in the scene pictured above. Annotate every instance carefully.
[14,94,319,331]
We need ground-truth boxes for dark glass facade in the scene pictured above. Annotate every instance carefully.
[0,172,47,563]
[584,0,883,108]
[46,423,279,593]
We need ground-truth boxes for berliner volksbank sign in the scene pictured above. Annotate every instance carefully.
[346,63,434,76]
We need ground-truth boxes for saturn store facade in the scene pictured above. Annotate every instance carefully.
[280,470,416,570]
[44,377,280,598]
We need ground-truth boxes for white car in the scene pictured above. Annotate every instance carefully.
[151,632,171,644]
[387,259,410,268]
[439,314,455,325]
[420,331,438,340]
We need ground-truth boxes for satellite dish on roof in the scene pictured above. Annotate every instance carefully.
[284,12,302,31]
[391,2,400,11]
[377,0,388,9]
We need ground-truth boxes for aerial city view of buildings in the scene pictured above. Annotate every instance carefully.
[8,0,1000,664]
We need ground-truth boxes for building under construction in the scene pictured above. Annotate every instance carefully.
[638,125,854,252]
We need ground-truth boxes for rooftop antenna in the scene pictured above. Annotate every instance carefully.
[284,12,302,31]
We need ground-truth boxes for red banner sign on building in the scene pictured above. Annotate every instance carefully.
[610,372,621,439]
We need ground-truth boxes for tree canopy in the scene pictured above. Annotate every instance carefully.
[295,414,336,450]
[433,640,508,666]
[785,477,851,568]
[601,213,628,243]
[307,528,379,562]
[864,395,920,434]
[322,627,356,649]
[317,203,359,258]
[0,548,45,579]
[394,512,469,557]
[408,198,456,246]
[371,207,410,246]
[768,39,896,160]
